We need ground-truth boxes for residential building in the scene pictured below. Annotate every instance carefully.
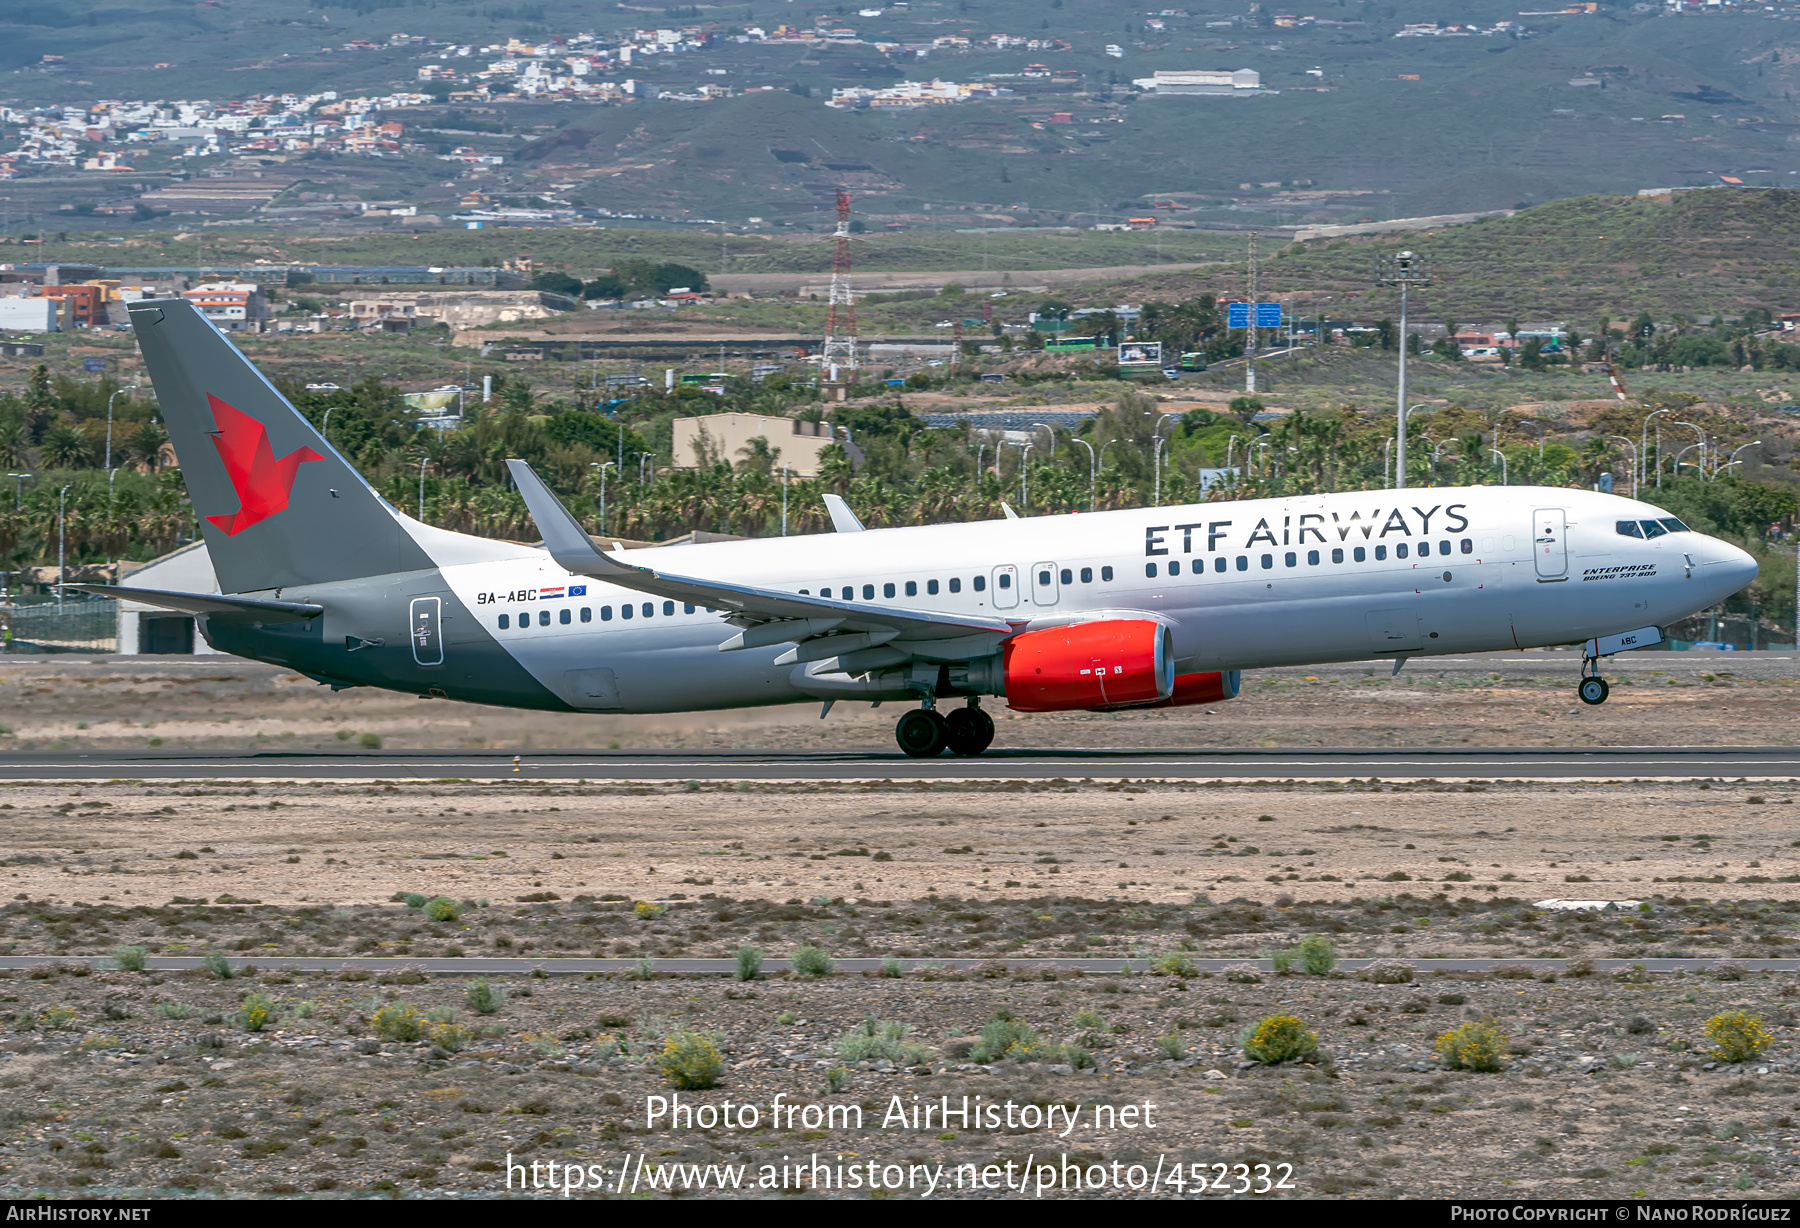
[672,413,841,476]
[182,281,271,330]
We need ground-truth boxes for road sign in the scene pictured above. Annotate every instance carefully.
[1228,302,1283,328]
[82,357,106,372]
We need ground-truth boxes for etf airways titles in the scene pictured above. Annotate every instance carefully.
[646,1093,1159,1137]
[1146,502,1473,556]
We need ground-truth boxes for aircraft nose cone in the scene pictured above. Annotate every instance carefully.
[1701,537,1758,601]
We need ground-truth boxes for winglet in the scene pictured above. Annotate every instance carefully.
[1001,502,1020,520]
[822,493,865,533]
[505,459,646,580]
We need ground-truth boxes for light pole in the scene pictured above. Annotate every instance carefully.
[321,407,334,446]
[1673,421,1706,481]
[1031,422,1056,459]
[1225,433,1241,470]
[1072,438,1096,512]
[1640,407,1670,489]
[590,461,615,536]
[1152,412,1180,507]
[974,443,987,491]
[1717,441,1761,480]
[1018,442,1033,509]
[1608,436,1638,498]
[1490,448,1508,486]
[635,451,654,487]
[1383,436,1394,486]
[1670,442,1702,478]
[1375,250,1433,490]
[781,462,790,536]
[1099,437,1127,483]
[56,483,70,609]
[7,473,31,510]
[418,453,429,520]
[104,385,144,477]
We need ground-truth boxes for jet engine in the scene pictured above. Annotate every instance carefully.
[1002,619,1174,711]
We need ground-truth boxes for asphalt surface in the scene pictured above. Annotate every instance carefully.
[1,745,1798,781]
[5,955,1794,976]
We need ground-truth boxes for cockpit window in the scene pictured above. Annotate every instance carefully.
[1640,519,1668,539]
[1658,517,1689,534]
[1616,520,1643,538]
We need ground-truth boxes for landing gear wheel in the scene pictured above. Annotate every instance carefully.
[895,708,949,758]
[944,706,996,756]
[1578,676,1610,706]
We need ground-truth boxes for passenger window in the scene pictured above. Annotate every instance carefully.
[1460,539,1472,554]
[1236,556,1248,572]
[883,582,896,598]
[1659,517,1689,533]
[559,608,571,625]
[621,604,633,619]
[800,589,810,595]
[1101,566,1113,581]
[1145,562,1158,578]
[1354,547,1366,562]
[498,613,509,629]
[949,577,962,593]
[1331,548,1343,564]
[1170,560,1182,575]
[1374,545,1387,561]
[1284,551,1297,567]
[973,575,986,591]
[580,607,592,623]
[1214,557,1226,573]
[1439,540,1451,556]
[642,602,654,618]
[905,581,917,597]
[998,573,1012,589]
[1641,520,1668,540]
[1261,554,1273,569]
[663,601,675,616]
[538,609,550,626]
[1396,543,1409,560]
[602,606,613,621]
[1079,567,1092,583]
[926,579,938,595]
[863,584,876,600]
[1059,568,1072,585]
[1307,549,1320,565]
[1039,570,1052,585]
[684,603,695,614]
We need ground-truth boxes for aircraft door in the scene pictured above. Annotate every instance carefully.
[1030,561,1060,606]
[409,596,444,666]
[1533,508,1568,581]
[991,564,1020,609]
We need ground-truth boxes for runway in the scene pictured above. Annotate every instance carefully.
[1,745,1797,781]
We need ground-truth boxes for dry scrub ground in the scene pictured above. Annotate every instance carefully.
[0,651,1792,753]
[1,955,1799,1199]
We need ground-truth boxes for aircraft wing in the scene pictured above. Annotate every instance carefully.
[506,459,1017,669]
[70,584,324,622]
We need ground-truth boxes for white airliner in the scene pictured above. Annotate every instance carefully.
[91,299,1759,757]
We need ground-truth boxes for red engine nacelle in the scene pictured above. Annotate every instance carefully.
[1002,619,1174,712]
[1148,670,1242,707]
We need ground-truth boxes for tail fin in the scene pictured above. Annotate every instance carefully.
[130,298,434,592]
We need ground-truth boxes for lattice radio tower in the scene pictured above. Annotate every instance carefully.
[821,188,858,379]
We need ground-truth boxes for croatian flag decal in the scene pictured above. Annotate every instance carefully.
[539,586,565,599]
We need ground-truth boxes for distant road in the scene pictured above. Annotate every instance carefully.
[709,262,1219,295]
[1,746,1795,781]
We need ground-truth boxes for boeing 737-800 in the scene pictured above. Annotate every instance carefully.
[85,298,1759,757]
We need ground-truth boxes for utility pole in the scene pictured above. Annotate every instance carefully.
[1244,231,1259,394]
[1375,249,1432,490]
[821,187,858,385]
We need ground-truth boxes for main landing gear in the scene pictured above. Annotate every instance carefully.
[1577,657,1611,706]
[895,699,995,758]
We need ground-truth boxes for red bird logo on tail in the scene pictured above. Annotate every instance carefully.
[203,394,322,537]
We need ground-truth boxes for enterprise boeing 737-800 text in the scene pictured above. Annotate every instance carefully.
[85,299,1757,757]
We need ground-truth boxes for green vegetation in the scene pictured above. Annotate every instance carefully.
[1241,1014,1318,1065]
[836,1017,931,1066]
[790,945,834,977]
[370,1003,425,1043]
[655,1031,725,1090]
[466,979,504,1016]
[1436,1022,1509,1072]
[235,993,274,1033]
[201,953,232,980]
[734,946,762,982]
[969,1010,1056,1064]
[1705,1010,1772,1064]
[111,945,147,973]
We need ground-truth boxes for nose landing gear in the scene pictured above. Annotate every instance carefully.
[1577,659,1610,706]
[895,699,994,757]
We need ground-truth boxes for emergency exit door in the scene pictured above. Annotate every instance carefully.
[1533,508,1568,581]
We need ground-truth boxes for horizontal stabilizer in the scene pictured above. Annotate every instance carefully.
[71,584,323,623]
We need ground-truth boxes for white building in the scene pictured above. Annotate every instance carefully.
[1133,68,1261,95]
[0,296,58,331]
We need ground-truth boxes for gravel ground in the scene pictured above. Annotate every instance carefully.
[0,650,1792,753]
[2,958,1797,1199]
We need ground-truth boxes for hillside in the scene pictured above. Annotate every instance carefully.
[1096,190,1800,327]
